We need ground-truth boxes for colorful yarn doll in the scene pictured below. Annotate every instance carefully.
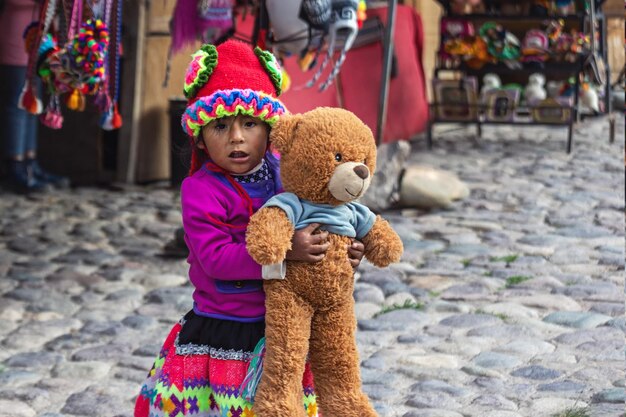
[37,33,64,129]
[18,0,59,116]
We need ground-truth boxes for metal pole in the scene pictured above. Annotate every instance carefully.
[376,0,397,147]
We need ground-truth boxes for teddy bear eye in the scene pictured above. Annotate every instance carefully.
[334,153,342,162]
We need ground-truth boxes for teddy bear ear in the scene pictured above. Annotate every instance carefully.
[270,114,303,154]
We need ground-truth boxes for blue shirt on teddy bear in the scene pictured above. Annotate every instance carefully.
[262,192,376,239]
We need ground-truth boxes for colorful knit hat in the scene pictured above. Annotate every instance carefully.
[181,40,287,138]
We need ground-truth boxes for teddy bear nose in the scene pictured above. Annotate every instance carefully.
[353,165,369,180]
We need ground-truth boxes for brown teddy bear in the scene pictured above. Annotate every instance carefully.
[246,107,404,417]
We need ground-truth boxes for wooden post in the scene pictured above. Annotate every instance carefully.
[116,0,147,183]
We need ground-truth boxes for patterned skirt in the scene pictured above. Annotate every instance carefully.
[134,311,318,417]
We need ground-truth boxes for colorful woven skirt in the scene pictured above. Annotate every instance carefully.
[134,311,318,417]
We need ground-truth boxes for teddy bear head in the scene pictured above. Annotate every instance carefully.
[270,107,377,206]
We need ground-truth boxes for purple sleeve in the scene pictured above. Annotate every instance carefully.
[181,177,262,280]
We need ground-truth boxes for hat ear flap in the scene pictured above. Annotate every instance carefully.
[254,47,283,96]
[270,114,302,154]
[184,44,218,100]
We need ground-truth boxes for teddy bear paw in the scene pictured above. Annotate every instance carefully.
[249,246,287,266]
[365,236,403,267]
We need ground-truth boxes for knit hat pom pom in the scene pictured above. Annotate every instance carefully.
[183,44,218,100]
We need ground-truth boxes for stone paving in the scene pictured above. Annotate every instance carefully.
[0,116,624,417]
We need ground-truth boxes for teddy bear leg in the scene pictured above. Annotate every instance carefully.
[308,300,378,417]
[253,283,314,417]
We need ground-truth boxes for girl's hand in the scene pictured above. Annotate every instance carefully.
[348,240,365,269]
[286,223,329,262]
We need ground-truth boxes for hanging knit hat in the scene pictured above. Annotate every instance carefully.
[181,40,286,138]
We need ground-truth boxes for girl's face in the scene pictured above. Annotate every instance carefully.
[199,115,269,174]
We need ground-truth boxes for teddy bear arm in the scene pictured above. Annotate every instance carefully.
[246,207,295,265]
[361,216,403,267]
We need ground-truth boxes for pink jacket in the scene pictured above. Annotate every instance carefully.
[181,155,282,322]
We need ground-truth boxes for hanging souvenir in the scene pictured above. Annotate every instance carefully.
[307,0,366,91]
[265,0,316,56]
[197,0,234,42]
[67,18,109,95]
[19,0,59,115]
[171,0,234,54]
[100,0,123,130]
[36,17,109,113]
[300,0,332,31]
[21,0,116,129]
[262,0,326,92]
[164,0,233,87]
[37,33,66,127]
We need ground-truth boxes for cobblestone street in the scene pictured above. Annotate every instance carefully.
[0,116,624,417]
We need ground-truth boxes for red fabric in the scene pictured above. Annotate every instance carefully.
[235,5,428,143]
[339,5,428,142]
[191,40,280,106]
[134,394,149,417]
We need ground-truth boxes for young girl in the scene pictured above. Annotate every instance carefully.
[134,40,364,417]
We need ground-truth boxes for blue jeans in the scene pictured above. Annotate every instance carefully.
[0,65,38,159]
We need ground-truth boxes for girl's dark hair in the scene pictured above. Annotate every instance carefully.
[172,136,192,177]
[188,138,209,176]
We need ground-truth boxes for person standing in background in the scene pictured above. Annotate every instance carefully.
[0,0,69,193]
